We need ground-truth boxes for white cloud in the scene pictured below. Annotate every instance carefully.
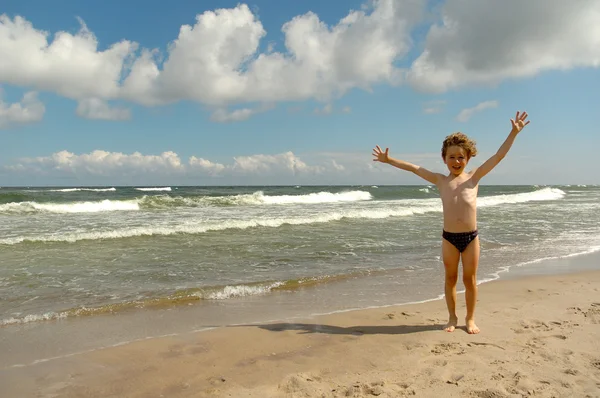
[314,104,353,115]
[0,15,136,100]
[407,0,600,93]
[210,103,274,122]
[231,152,323,175]
[456,100,498,122]
[9,150,184,176]
[188,157,226,175]
[2,0,599,122]
[331,160,345,171]
[0,1,424,119]
[0,90,45,129]
[76,98,131,120]
[5,150,328,182]
[6,148,586,185]
[120,0,423,106]
[422,99,446,114]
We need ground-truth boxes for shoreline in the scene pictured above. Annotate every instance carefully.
[3,244,599,329]
[1,248,600,371]
[2,256,600,397]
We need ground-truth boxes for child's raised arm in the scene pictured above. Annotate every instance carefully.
[372,145,442,185]
[471,111,530,184]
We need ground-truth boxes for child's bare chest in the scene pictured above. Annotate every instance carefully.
[440,178,478,206]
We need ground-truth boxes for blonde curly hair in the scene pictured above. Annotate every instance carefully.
[441,132,478,159]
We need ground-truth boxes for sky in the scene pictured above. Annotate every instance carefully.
[1,0,599,186]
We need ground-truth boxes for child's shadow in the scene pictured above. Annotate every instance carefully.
[245,322,445,335]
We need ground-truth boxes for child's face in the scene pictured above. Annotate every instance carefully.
[444,146,469,176]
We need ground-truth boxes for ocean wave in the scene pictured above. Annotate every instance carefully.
[48,188,116,192]
[0,192,30,204]
[141,190,372,208]
[479,187,565,207]
[0,188,569,243]
[0,205,442,244]
[0,274,359,326]
[0,190,374,214]
[0,199,139,214]
[1,188,562,215]
[135,187,172,191]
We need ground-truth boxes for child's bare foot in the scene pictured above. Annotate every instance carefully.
[466,318,480,334]
[444,316,458,332]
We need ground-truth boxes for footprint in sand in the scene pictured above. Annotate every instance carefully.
[469,388,510,397]
[430,342,465,355]
[568,304,600,324]
[513,319,556,334]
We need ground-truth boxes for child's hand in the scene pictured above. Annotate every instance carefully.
[511,111,530,134]
[372,145,390,163]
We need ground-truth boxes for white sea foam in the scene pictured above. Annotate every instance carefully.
[0,204,441,244]
[0,187,569,244]
[0,199,139,214]
[0,191,372,214]
[48,188,116,192]
[259,190,372,204]
[194,190,373,206]
[1,311,68,326]
[479,187,565,207]
[206,282,285,300]
[135,187,172,191]
[0,282,286,326]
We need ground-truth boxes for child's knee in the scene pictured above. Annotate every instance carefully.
[462,274,476,286]
[445,273,458,284]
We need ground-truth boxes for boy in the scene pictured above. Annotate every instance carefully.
[372,111,530,334]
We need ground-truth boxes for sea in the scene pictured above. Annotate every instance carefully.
[1,184,600,367]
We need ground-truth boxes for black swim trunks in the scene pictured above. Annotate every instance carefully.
[442,230,479,252]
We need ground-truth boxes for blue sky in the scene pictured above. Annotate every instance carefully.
[1,0,599,186]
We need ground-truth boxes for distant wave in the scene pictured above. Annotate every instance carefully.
[168,190,373,207]
[135,187,172,192]
[0,190,373,214]
[254,190,372,205]
[48,188,116,192]
[0,188,568,244]
[0,188,564,216]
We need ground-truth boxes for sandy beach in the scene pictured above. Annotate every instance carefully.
[2,268,599,398]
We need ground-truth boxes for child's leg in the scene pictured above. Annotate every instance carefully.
[461,236,480,334]
[441,239,460,332]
